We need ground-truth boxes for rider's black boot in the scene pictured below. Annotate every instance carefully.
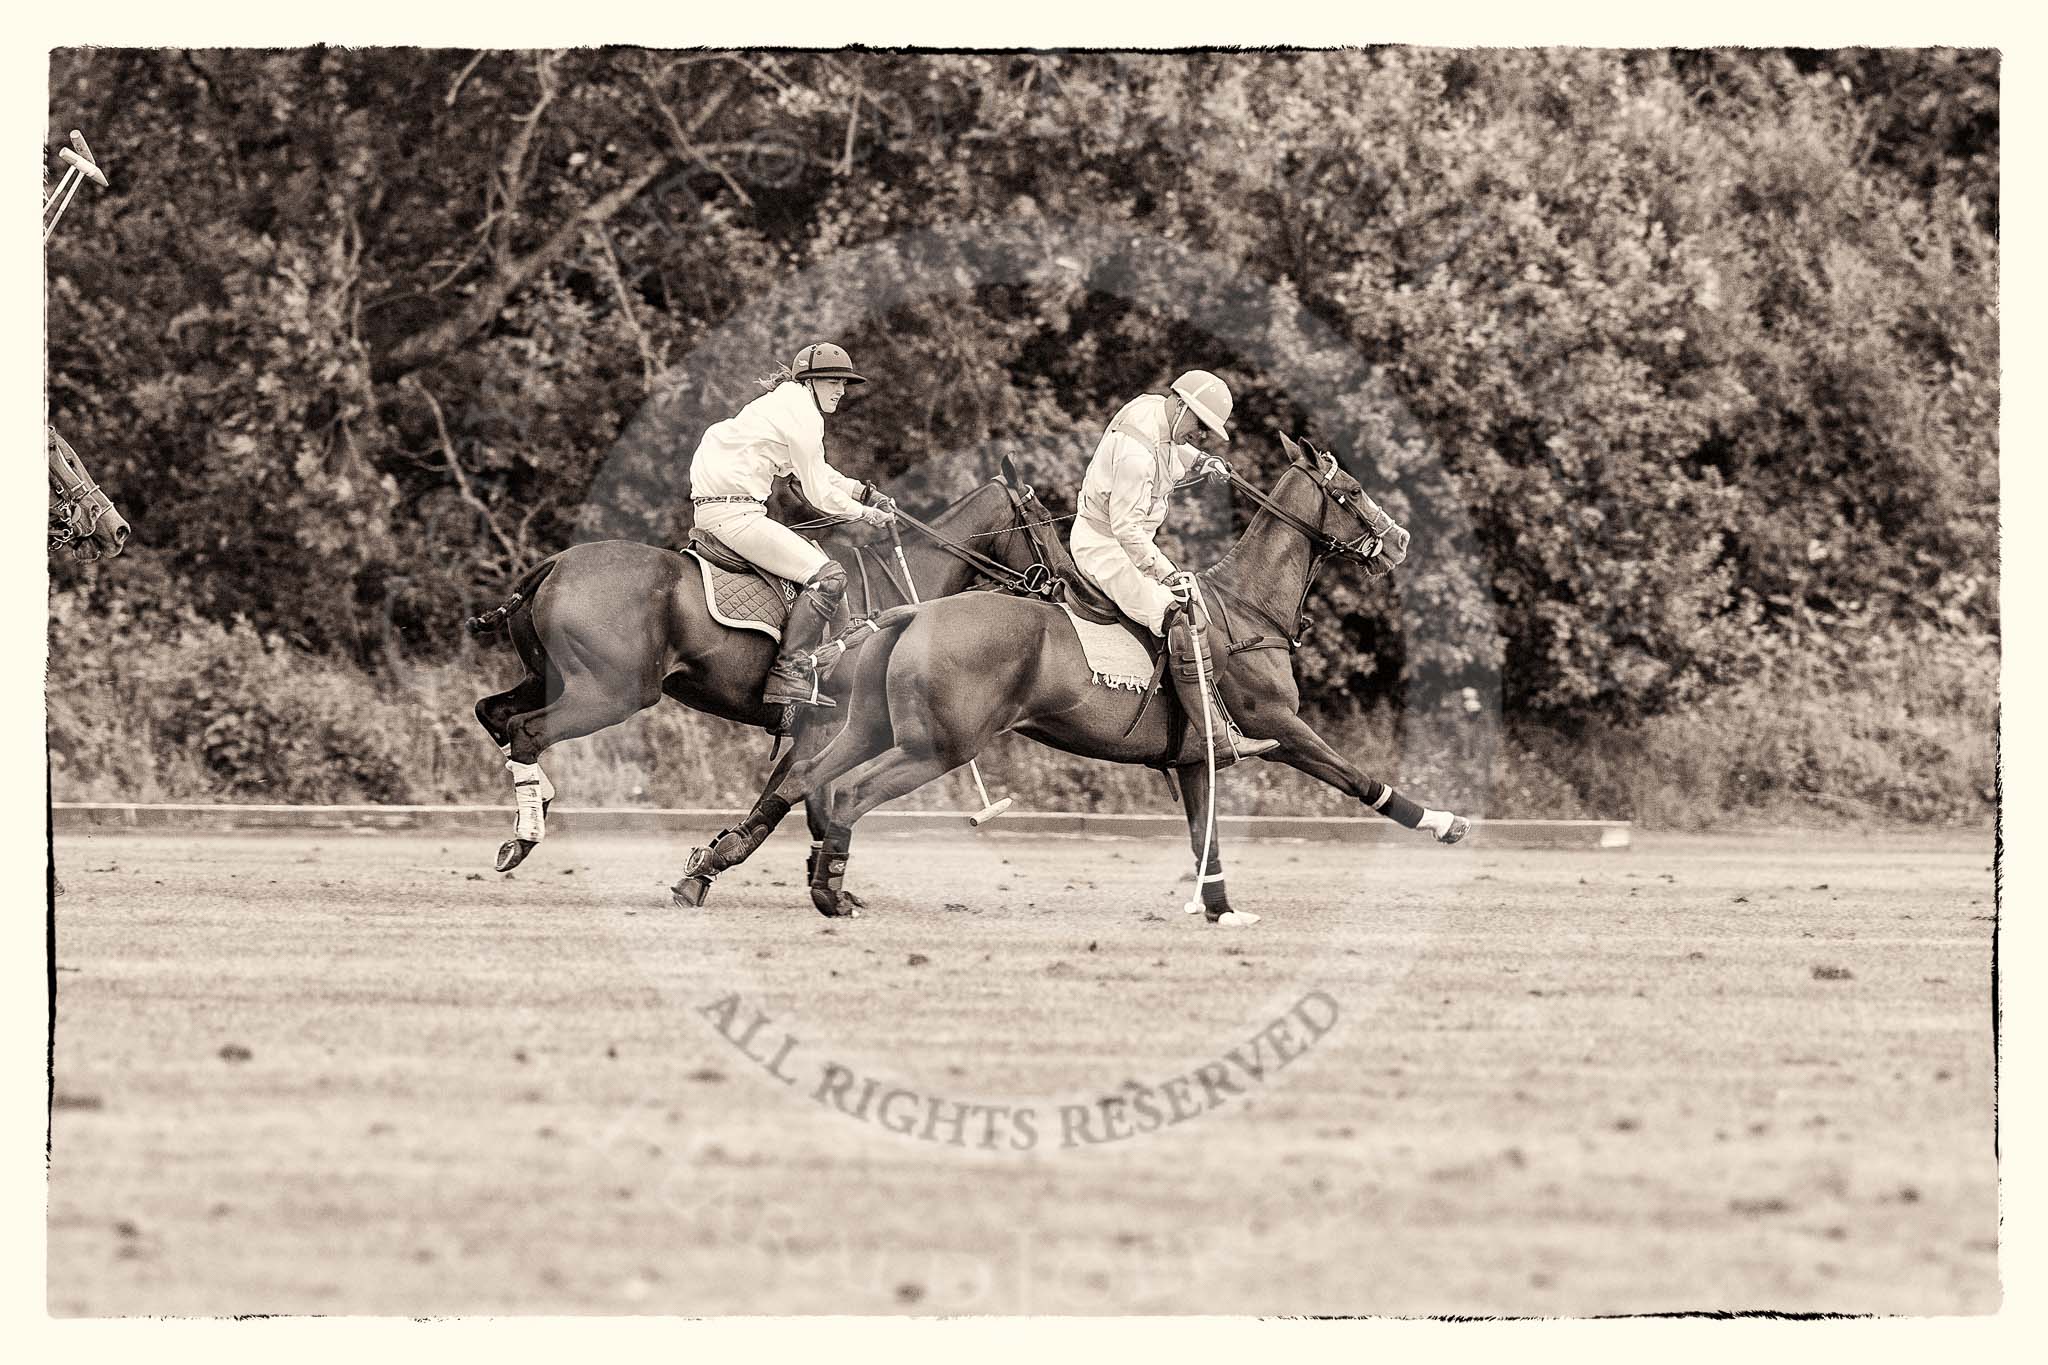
[1166,605,1279,769]
[762,562,849,709]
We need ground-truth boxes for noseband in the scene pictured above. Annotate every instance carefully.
[1307,462,1394,569]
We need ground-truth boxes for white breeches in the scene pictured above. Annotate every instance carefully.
[693,501,831,583]
[1070,518,1178,636]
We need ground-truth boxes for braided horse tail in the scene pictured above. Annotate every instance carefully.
[465,558,559,638]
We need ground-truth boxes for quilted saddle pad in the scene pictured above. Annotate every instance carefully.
[684,551,798,641]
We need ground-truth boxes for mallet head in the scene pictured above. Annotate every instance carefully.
[58,146,107,188]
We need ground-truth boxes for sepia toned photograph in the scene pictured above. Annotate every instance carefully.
[43,42,1999,1318]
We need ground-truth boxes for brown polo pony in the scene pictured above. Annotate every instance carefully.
[701,435,1471,921]
[467,477,1052,875]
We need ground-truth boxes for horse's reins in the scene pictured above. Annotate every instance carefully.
[1181,460,1398,653]
[1204,462,1390,565]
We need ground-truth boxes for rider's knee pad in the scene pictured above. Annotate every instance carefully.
[804,560,849,606]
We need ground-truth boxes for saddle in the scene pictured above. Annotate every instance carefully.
[682,528,799,641]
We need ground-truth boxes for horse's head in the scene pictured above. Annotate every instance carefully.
[927,475,1058,581]
[1277,432,1407,575]
[48,428,128,562]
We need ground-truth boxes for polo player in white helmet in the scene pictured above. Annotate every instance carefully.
[1069,369,1278,767]
[689,342,897,711]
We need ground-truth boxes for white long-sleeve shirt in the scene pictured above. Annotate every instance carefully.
[689,381,871,518]
[1075,393,1199,582]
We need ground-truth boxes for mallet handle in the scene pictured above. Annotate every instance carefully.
[43,164,80,212]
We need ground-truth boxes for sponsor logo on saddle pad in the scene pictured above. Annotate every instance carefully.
[684,552,799,641]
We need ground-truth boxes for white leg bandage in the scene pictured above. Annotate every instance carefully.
[508,759,547,843]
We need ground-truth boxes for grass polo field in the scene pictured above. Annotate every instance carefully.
[47,816,1996,1315]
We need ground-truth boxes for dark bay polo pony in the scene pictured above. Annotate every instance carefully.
[704,435,1471,921]
[466,477,1051,875]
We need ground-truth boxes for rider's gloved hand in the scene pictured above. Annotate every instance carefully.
[1195,455,1232,485]
[860,503,898,529]
[863,484,898,514]
[1165,571,1198,604]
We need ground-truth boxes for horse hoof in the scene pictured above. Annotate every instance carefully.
[672,877,712,909]
[496,838,537,873]
[811,889,862,919]
[1208,909,1261,927]
[1438,815,1471,846]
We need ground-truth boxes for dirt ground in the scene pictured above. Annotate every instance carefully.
[47,823,1998,1316]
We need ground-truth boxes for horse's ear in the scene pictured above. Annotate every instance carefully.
[999,452,1020,487]
[1277,431,1302,463]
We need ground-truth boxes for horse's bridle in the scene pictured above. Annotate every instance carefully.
[49,429,112,562]
[1195,452,1402,652]
[1198,454,1393,569]
[807,483,1059,612]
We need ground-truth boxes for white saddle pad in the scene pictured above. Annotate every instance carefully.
[1059,604,1156,691]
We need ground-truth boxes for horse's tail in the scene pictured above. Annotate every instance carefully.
[465,557,559,638]
[843,604,922,657]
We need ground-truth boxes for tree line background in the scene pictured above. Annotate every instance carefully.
[45,47,1997,824]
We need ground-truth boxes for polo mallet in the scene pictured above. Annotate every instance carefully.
[1175,573,1256,926]
[44,130,108,242]
[888,520,1012,826]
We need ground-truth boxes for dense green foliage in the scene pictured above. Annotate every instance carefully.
[46,48,1997,822]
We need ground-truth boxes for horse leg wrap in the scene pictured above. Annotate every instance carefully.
[1366,782,1426,829]
[501,749,556,805]
[682,830,739,882]
[704,817,775,875]
[508,759,547,842]
[809,833,852,910]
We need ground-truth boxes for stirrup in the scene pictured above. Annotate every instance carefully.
[762,660,837,710]
[762,681,837,711]
[1229,730,1279,761]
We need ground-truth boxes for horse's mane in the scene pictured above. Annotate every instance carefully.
[1202,460,1318,587]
